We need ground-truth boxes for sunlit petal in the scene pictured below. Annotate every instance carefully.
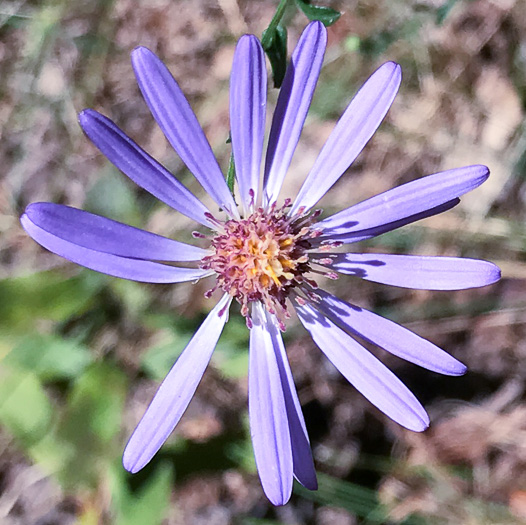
[123,294,231,473]
[296,303,429,431]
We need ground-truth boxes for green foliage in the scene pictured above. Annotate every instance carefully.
[213,315,249,378]
[140,333,187,381]
[109,278,151,319]
[112,463,173,525]
[262,0,341,87]
[262,24,288,88]
[224,415,256,473]
[84,168,143,227]
[0,272,100,334]
[0,366,53,446]
[226,150,237,195]
[295,0,341,26]
[294,472,423,524]
[24,362,128,491]
[3,333,93,381]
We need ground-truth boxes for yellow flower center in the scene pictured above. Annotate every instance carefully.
[200,204,316,322]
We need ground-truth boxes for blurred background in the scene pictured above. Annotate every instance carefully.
[1,0,526,523]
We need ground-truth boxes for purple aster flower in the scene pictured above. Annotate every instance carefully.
[21,22,500,506]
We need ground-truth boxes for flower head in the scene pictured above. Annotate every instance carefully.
[21,22,500,505]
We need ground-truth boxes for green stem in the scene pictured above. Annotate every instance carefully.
[261,0,290,48]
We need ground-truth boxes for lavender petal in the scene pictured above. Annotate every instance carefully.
[296,303,429,431]
[310,199,460,247]
[21,212,209,283]
[123,294,231,473]
[79,109,212,228]
[323,253,501,290]
[131,47,238,218]
[291,62,401,215]
[230,35,266,214]
[312,287,466,375]
[263,21,327,207]
[261,308,317,490]
[318,165,489,237]
[25,203,208,262]
[249,302,293,506]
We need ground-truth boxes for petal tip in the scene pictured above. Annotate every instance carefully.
[78,108,102,130]
[383,60,401,75]
[22,202,37,216]
[476,260,501,287]
[236,34,264,59]
[379,61,402,87]
[266,490,292,507]
[131,45,151,58]
[131,46,156,69]
[474,164,490,183]
[239,33,258,44]
[305,19,327,47]
[299,475,318,491]
[490,264,502,284]
[448,362,468,377]
[306,19,326,35]
[409,416,430,433]
[19,211,30,230]
[78,108,96,126]
[122,446,145,474]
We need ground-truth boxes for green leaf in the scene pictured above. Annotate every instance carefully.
[213,316,249,378]
[66,363,127,443]
[84,168,142,226]
[226,150,236,195]
[295,0,341,27]
[0,366,53,446]
[262,24,288,88]
[224,415,256,473]
[29,431,77,481]
[141,335,187,381]
[109,278,150,318]
[114,464,173,525]
[294,472,420,524]
[294,472,384,521]
[52,363,128,489]
[3,333,92,382]
[0,272,100,335]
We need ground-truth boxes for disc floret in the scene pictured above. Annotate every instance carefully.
[201,202,321,325]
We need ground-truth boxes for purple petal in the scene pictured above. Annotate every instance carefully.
[291,62,401,215]
[21,212,209,283]
[131,47,239,218]
[79,109,212,228]
[25,203,208,262]
[263,21,327,207]
[249,302,293,506]
[262,308,317,490]
[230,35,266,214]
[318,165,489,238]
[311,287,466,375]
[322,253,501,290]
[311,199,460,246]
[295,303,429,431]
[123,294,231,473]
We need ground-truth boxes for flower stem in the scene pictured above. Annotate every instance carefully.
[261,0,290,49]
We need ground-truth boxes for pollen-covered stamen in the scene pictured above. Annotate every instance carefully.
[201,203,319,323]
